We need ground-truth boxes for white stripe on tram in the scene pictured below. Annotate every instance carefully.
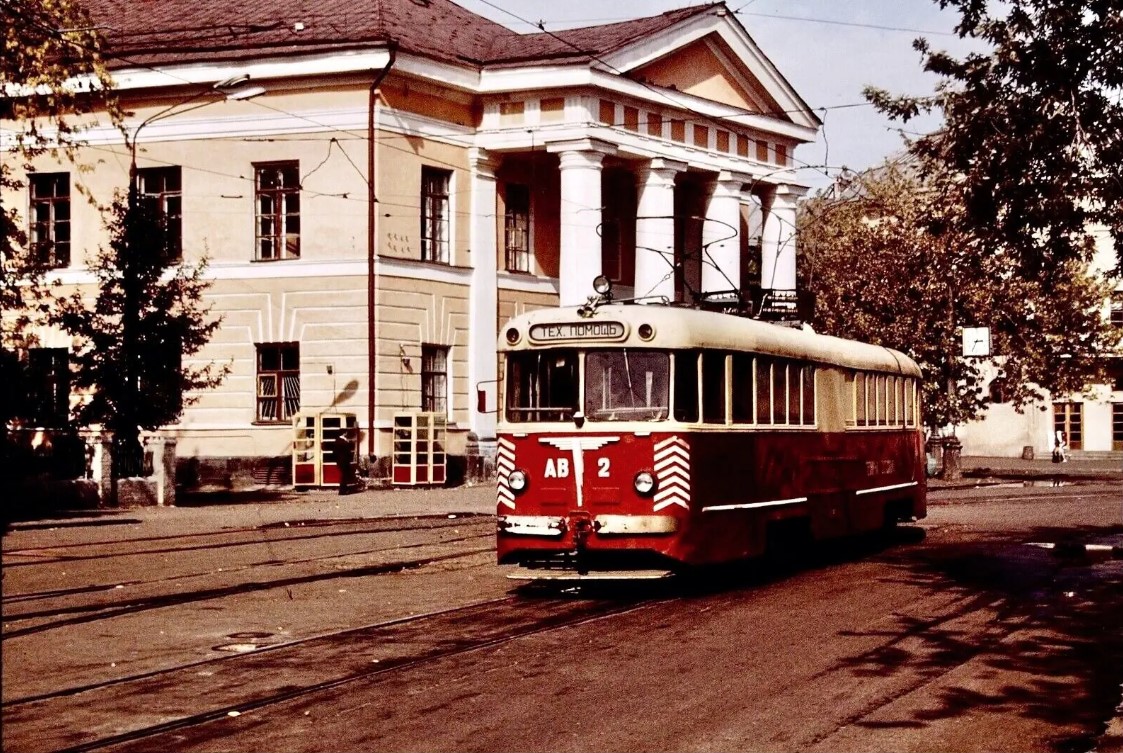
[855,481,919,496]
[703,497,808,512]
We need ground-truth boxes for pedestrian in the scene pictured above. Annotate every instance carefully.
[1053,430,1068,463]
[333,428,355,495]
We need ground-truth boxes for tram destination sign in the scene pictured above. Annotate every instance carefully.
[529,321,627,343]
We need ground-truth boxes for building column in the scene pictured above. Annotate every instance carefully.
[467,148,499,448]
[701,172,746,299]
[758,184,804,318]
[634,158,685,301]
[548,140,613,306]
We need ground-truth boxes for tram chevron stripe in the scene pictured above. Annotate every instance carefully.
[652,435,690,510]
[496,438,517,509]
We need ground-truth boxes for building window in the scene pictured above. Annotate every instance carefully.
[421,345,449,415]
[1108,359,1123,392]
[504,184,531,272]
[137,166,182,261]
[1113,403,1123,452]
[1054,401,1083,451]
[601,170,636,285]
[255,162,301,261]
[1111,292,1123,327]
[256,343,300,422]
[421,167,451,264]
[25,348,70,427]
[30,173,70,268]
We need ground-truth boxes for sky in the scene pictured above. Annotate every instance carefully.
[455,0,983,191]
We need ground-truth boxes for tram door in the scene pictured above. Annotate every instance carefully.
[292,412,359,487]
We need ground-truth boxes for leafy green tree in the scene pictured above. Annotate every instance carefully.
[798,162,1116,432]
[52,197,227,486]
[865,0,1123,274]
[3,0,118,487]
[2,0,117,342]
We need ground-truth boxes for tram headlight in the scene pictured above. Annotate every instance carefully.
[592,275,613,296]
[633,471,657,496]
[505,327,520,345]
[508,469,529,494]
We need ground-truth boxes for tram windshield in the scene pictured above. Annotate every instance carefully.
[585,350,669,421]
[505,350,579,422]
[504,349,671,423]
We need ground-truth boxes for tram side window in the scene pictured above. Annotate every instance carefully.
[756,358,772,424]
[702,351,727,424]
[877,375,888,426]
[673,352,699,422]
[802,366,816,425]
[773,360,788,424]
[889,376,899,425]
[855,372,868,426]
[731,353,754,423]
[505,350,578,422]
[844,371,856,426]
[905,378,915,426]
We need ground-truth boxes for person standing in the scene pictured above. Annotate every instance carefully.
[333,428,355,494]
[1053,430,1068,463]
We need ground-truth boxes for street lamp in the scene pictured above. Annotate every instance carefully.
[113,76,263,483]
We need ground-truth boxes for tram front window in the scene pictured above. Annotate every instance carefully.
[585,350,669,421]
[505,351,579,422]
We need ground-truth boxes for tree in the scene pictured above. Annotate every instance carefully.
[52,197,227,487]
[798,161,1116,432]
[2,0,118,342]
[865,0,1123,275]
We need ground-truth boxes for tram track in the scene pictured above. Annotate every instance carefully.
[2,515,490,567]
[2,528,494,607]
[3,590,672,753]
[2,544,494,638]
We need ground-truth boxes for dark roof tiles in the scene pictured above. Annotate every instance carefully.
[81,0,722,70]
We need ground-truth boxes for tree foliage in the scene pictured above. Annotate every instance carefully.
[2,0,118,346]
[865,0,1123,275]
[51,198,227,474]
[798,162,1117,431]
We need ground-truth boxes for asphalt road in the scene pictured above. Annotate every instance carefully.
[2,483,1121,753]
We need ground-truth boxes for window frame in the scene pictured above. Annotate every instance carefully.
[26,347,70,428]
[421,166,452,264]
[421,344,450,416]
[30,172,71,268]
[137,166,183,261]
[254,161,301,261]
[256,342,300,423]
[504,183,531,273]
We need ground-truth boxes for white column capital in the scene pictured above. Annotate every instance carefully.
[547,137,617,163]
[706,174,748,204]
[468,147,498,178]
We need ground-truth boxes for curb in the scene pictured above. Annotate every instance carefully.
[1026,542,1123,560]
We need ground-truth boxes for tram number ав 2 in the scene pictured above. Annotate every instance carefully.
[544,457,611,478]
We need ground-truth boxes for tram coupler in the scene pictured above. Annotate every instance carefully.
[569,511,594,575]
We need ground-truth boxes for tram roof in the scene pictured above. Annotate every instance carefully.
[500,304,922,377]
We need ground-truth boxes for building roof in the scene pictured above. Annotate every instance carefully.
[83,0,721,71]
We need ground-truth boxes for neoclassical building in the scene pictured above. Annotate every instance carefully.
[5,0,820,484]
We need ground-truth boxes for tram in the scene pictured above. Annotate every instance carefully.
[495,279,926,579]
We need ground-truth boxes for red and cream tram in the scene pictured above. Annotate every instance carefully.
[495,287,926,579]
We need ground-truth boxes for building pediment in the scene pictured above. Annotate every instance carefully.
[628,34,777,117]
[594,7,820,132]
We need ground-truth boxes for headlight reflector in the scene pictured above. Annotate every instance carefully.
[633,471,656,496]
[508,469,529,493]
